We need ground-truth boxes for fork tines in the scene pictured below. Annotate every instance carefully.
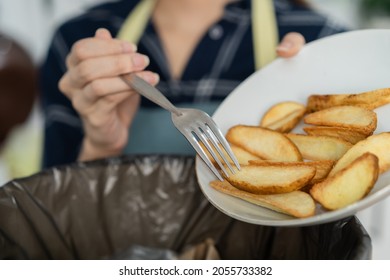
[192,121,241,181]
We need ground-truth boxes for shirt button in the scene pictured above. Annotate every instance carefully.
[209,25,223,40]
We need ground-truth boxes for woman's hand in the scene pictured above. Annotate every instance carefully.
[276,32,306,58]
[59,28,159,161]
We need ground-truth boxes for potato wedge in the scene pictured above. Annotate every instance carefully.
[260,101,306,132]
[210,180,316,218]
[286,134,352,161]
[223,163,315,194]
[310,153,379,210]
[329,132,390,176]
[303,126,369,144]
[300,160,335,184]
[306,87,390,113]
[226,125,302,162]
[304,106,377,135]
[265,109,306,133]
[200,142,262,166]
[248,159,334,185]
[260,101,306,126]
[227,144,262,164]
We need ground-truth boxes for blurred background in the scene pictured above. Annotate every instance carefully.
[0,0,389,259]
[2,0,390,65]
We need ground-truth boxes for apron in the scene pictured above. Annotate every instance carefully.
[116,0,278,154]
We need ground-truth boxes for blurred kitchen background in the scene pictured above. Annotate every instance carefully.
[0,0,389,259]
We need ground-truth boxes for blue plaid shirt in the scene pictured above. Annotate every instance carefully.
[40,0,347,168]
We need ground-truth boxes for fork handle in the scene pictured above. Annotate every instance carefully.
[121,74,182,116]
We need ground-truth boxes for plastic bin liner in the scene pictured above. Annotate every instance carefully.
[0,155,371,260]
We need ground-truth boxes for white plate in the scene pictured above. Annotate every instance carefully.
[195,29,390,227]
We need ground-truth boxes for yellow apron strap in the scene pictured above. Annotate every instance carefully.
[251,0,279,69]
[117,0,278,69]
[116,0,156,43]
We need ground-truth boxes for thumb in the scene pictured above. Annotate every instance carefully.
[276,32,305,58]
[95,28,113,40]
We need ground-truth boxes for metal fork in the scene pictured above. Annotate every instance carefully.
[120,73,241,180]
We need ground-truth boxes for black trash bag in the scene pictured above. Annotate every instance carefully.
[0,155,371,260]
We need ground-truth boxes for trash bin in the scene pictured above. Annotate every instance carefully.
[0,155,372,260]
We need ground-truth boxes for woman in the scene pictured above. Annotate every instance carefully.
[40,0,347,168]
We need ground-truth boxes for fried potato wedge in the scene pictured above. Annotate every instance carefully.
[301,160,335,184]
[260,101,306,126]
[260,101,306,132]
[304,106,377,135]
[210,180,315,218]
[306,87,390,113]
[329,132,390,176]
[200,142,262,166]
[223,163,315,194]
[303,126,368,144]
[248,159,334,185]
[286,134,352,161]
[310,153,379,210]
[265,109,306,133]
[226,125,302,162]
[227,144,262,164]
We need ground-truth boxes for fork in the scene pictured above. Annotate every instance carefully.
[120,73,241,180]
